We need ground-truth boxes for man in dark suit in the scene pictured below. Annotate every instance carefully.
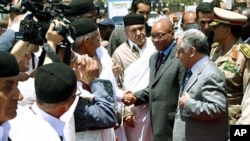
[173,29,228,141]
[122,18,185,141]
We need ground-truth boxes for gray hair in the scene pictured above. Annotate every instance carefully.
[181,29,209,55]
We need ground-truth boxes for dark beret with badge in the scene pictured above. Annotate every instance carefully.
[123,14,145,26]
[210,7,247,26]
[70,18,98,37]
[35,63,77,104]
[67,0,97,17]
[0,51,19,77]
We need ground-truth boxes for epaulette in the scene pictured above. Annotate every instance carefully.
[239,43,250,59]
[211,42,222,53]
[211,42,220,48]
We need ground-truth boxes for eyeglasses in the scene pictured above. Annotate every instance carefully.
[151,31,172,40]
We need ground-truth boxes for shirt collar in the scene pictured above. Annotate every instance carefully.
[128,39,146,54]
[191,56,209,73]
[161,41,176,56]
[32,103,65,137]
[0,121,10,141]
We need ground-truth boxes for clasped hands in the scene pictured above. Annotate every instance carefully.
[122,90,191,110]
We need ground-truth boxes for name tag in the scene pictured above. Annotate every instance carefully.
[223,61,240,73]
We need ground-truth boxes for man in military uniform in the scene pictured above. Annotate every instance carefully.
[237,45,250,124]
[210,7,248,124]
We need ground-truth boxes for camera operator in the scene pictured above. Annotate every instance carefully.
[9,18,117,141]
[2,1,117,140]
[0,0,28,52]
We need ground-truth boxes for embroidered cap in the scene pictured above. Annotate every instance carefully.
[67,0,97,17]
[123,14,145,26]
[35,63,77,104]
[0,51,19,77]
[70,18,98,37]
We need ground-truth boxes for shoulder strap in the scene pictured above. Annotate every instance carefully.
[42,43,61,62]
[240,43,250,59]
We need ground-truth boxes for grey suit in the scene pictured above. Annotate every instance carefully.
[134,46,185,141]
[173,57,229,141]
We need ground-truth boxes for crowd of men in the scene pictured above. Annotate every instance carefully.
[1,0,250,141]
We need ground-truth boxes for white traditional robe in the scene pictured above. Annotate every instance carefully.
[123,38,156,141]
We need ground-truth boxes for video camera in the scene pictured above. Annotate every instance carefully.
[0,0,26,14]
[13,0,74,45]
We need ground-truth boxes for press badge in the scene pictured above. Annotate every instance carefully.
[223,61,240,73]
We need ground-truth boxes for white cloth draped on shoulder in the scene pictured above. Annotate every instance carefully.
[123,38,156,141]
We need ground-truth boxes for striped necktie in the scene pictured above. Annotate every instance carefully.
[182,69,192,91]
[156,52,164,71]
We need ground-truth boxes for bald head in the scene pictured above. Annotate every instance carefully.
[151,18,175,51]
[182,11,196,24]
[181,11,197,31]
[152,18,174,33]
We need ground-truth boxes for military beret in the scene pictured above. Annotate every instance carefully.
[210,7,247,26]
[123,14,145,26]
[67,0,97,17]
[70,18,98,37]
[98,18,115,27]
[0,51,19,77]
[35,63,77,104]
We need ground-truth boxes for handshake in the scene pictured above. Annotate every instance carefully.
[122,90,137,106]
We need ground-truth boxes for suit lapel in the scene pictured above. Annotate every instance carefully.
[185,59,210,92]
[150,53,158,79]
[152,47,176,85]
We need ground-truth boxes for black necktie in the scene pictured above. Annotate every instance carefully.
[182,69,192,91]
[156,52,164,71]
[59,136,63,141]
[8,137,12,141]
